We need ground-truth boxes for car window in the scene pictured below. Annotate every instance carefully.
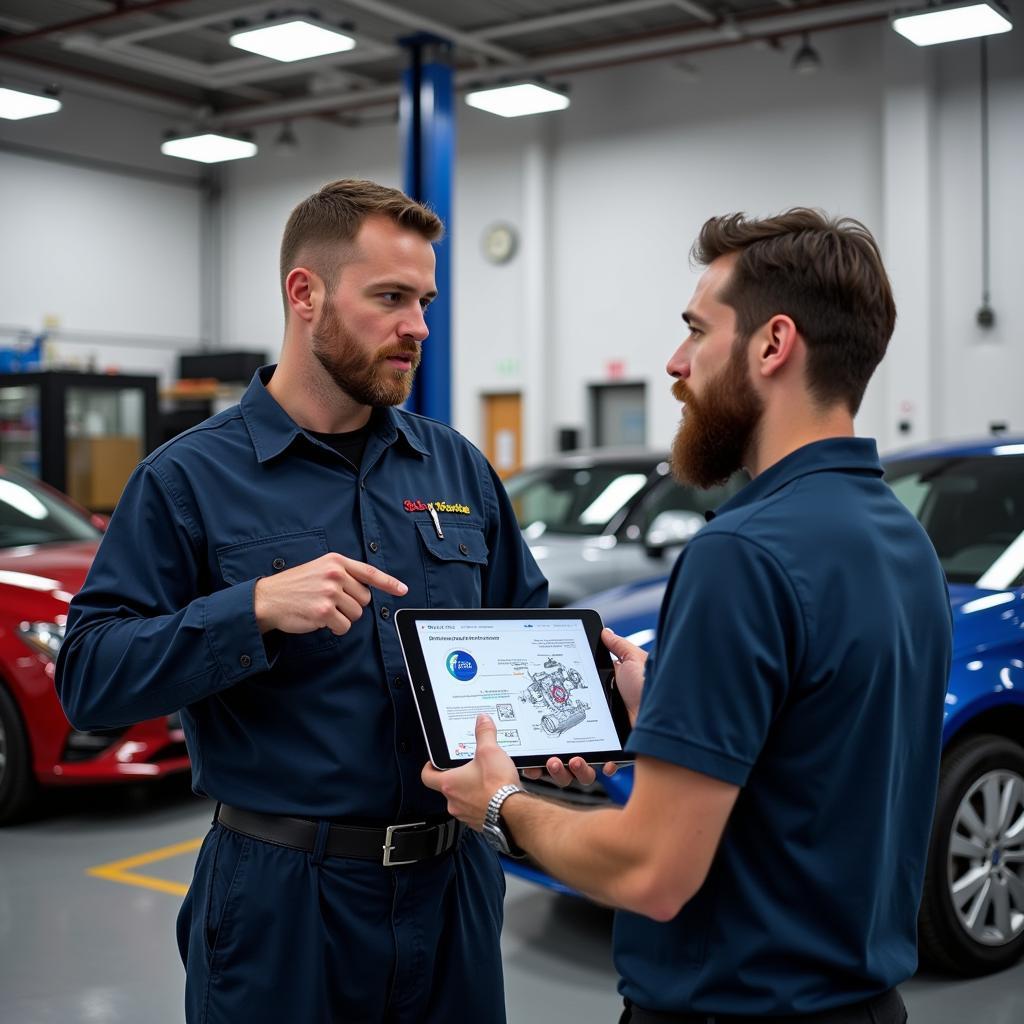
[623,472,748,536]
[884,455,1024,587]
[505,461,655,536]
[0,467,101,548]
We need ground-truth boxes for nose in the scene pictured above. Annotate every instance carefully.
[666,339,691,381]
[400,305,430,344]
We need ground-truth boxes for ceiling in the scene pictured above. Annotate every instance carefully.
[0,0,904,130]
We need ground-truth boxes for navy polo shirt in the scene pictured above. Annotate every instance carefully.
[56,366,547,821]
[616,438,952,1016]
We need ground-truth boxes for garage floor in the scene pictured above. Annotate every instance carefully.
[2,782,1022,1024]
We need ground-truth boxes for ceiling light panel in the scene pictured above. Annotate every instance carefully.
[0,87,62,120]
[892,2,1012,46]
[465,83,569,118]
[160,133,257,163]
[229,19,356,62]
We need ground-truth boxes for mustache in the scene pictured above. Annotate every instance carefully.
[377,344,421,364]
[672,378,692,404]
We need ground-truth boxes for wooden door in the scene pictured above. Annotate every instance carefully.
[482,392,522,478]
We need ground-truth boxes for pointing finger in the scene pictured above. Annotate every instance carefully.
[341,556,408,596]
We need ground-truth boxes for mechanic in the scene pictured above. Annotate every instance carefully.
[56,179,546,1023]
[424,209,953,1024]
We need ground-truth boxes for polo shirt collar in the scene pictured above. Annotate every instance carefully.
[715,436,883,518]
[241,365,432,463]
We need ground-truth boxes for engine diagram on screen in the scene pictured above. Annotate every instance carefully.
[520,658,590,736]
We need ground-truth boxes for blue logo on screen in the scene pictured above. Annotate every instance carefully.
[446,650,478,681]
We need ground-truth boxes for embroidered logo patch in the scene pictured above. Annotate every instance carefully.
[403,499,471,514]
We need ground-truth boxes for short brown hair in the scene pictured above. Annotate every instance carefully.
[279,178,444,314]
[692,208,895,415]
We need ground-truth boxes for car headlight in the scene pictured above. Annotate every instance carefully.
[18,620,66,661]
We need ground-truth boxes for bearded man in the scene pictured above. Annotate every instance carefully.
[56,179,546,1024]
[424,209,953,1024]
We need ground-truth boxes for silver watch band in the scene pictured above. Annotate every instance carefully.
[486,784,526,852]
[488,783,525,822]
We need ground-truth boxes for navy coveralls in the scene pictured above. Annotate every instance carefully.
[56,366,548,1023]
[617,438,952,1018]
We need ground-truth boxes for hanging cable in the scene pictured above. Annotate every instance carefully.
[977,36,994,327]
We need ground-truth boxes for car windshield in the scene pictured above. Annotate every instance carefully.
[504,461,655,536]
[884,453,1024,588]
[0,467,101,549]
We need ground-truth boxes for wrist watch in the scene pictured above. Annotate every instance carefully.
[482,784,526,857]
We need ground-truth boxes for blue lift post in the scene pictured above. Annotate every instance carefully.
[400,34,454,423]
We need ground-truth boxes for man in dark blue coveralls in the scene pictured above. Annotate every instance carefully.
[56,179,546,1023]
[426,210,952,1024]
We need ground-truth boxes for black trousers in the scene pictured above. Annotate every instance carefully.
[620,988,907,1024]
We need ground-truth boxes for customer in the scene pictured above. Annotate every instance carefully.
[56,179,546,1024]
[424,208,952,1024]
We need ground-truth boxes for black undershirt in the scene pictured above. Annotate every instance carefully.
[308,422,372,469]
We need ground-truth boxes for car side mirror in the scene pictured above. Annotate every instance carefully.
[644,510,705,557]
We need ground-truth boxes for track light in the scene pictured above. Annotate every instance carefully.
[892,2,1012,46]
[791,34,822,75]
[274,122,299,156]
[465,83,569,118]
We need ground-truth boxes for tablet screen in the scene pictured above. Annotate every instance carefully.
[413,616,621,762]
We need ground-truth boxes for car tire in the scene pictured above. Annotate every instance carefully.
[919,734,1024,976]
[0,683,35,825]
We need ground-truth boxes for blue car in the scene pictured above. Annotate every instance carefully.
[504,437,1024,976]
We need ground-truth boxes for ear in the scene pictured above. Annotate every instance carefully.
[755,315,800,380]
[284,267,323,325]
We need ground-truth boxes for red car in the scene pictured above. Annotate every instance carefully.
[0,465,189,824]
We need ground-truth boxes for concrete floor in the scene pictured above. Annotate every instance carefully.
[1,781,1022,1024]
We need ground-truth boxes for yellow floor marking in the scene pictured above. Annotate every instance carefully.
[87,837,203,897]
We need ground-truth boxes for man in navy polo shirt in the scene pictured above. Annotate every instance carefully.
[56,180,546,1023]
[425,209,952,1023]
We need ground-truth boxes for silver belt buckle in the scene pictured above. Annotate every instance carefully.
[382,821,426,866]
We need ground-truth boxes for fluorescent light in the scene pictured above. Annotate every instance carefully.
[0,86,61,120]
[465,83,569,118]
[892,2,1012,46]
[229,18,355,62]
[160,133,257,164]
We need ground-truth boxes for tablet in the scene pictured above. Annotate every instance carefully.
[394,608,633,771]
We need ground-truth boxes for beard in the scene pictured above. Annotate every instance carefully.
[670,343,763,489]
[311,301,421,408]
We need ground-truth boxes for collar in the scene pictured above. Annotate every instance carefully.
[712,436,883,519]
[240,365,432,464]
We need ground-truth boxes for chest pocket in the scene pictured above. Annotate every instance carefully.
[414,521,489,607]
[216,529,337,660]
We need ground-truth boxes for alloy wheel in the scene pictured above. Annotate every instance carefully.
[948,768,1024,946]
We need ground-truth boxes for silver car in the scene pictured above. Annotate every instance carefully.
[504,449,745,606]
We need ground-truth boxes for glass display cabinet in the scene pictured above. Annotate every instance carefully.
[0,372,159,513]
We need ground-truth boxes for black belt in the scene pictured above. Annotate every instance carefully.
[623,988,906,1024]
[215,804,464,866]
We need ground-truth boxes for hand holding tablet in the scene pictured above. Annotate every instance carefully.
[395,609,635,771]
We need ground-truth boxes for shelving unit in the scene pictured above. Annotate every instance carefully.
[0,372,159,512]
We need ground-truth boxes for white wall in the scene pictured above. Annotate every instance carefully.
[219,117,401,364]
[0,91,204,381]
[548,29,886,456]
[932,34,1024,442]
[2,17,1021,451]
